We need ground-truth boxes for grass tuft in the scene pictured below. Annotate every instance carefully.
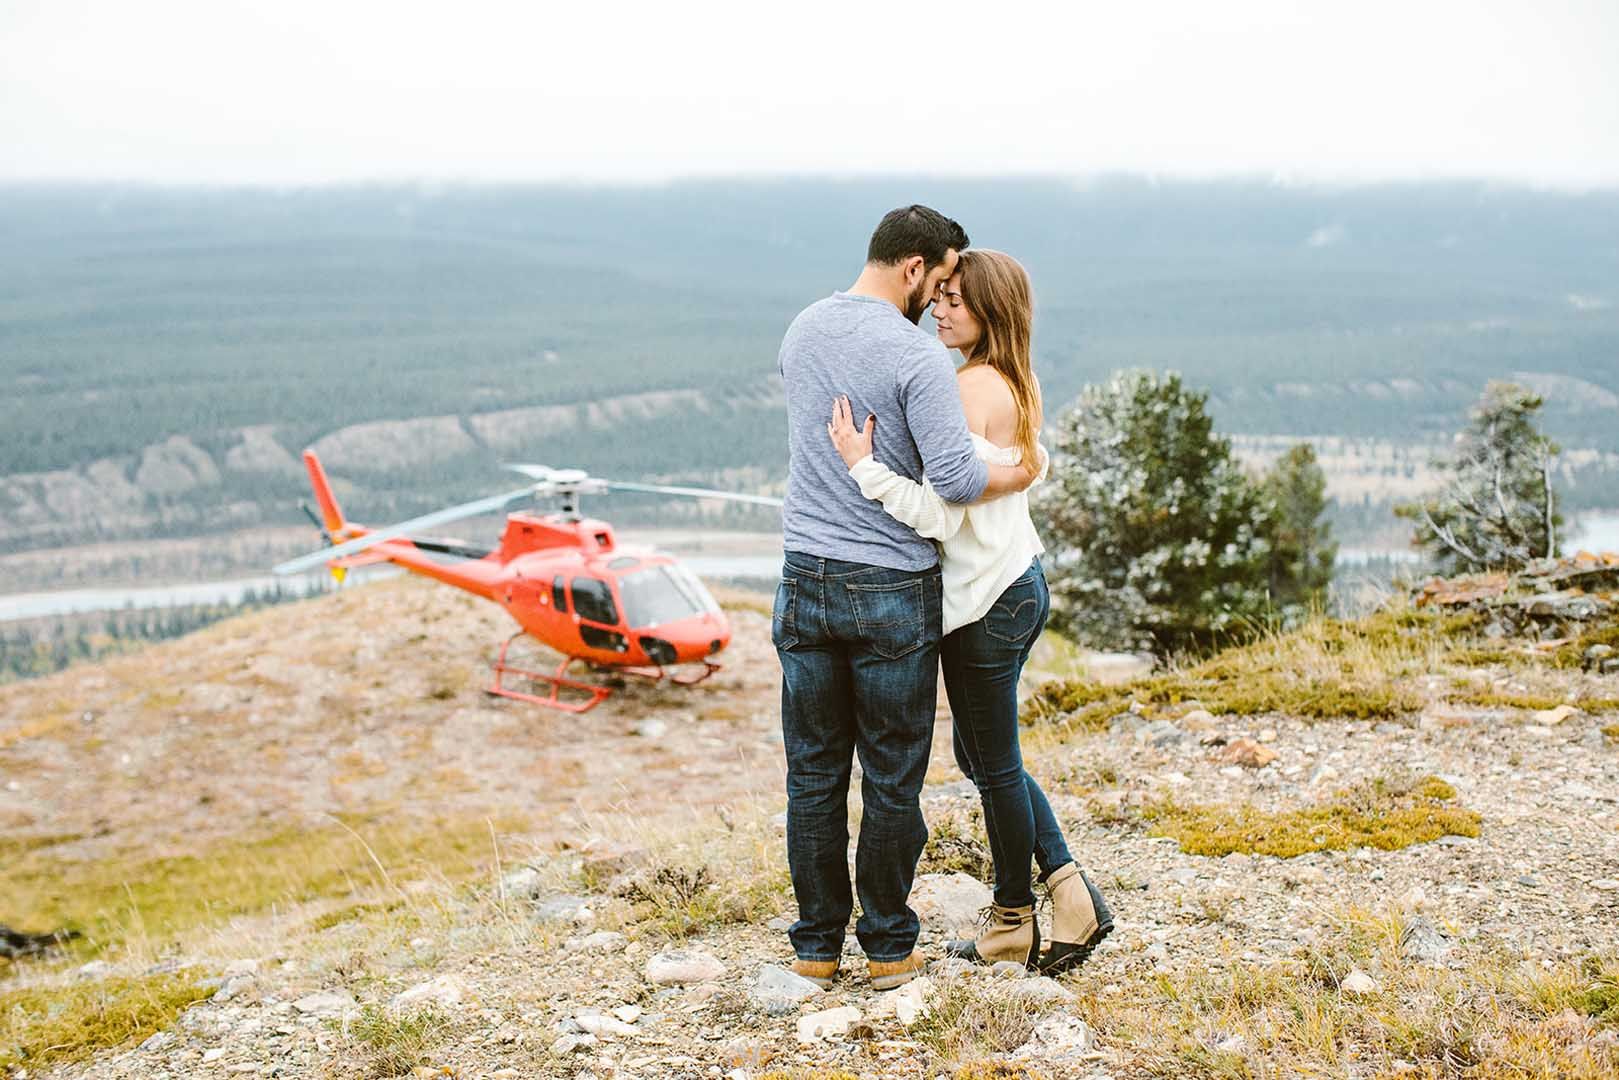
[911,978,1050,1066]
[338,1003,451,1077]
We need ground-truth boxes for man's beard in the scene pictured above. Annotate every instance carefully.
[902,278,930,324]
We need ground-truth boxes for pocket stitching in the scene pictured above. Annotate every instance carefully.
[848,579,926,657]
[985,595,1039,643]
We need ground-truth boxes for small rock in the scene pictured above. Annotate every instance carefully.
[1258,727,1277,742]
[139,1030,175,1052]
[1005,976,1077,1006]
[532,893,593,922]
[1136,719,1184,747]
[645,948,726,985]
[1283,864,1325,887]
[75,960,113,980]
[223,959,260,978]
[501,866,544,899]
[748,965,823,1015]
[1309,763,1340,786]
[214,973,256,1003]
[1531,704,1580,726]
[580,844,651,882]
[1516,874,1541,887]
[391,975,470,1013]
[612,1004,643,1024]
[631,718,668,738]
[291,990,357,1018]
[1340,969,1381,996]
[1436,834,1475,848]
[889,976,934,1026]
[202,1048,226,1062]
[1180,708,1217,731]
[574,1013,638,1038]
[1399,917,1452,965]
[990,960,1029,978]
[565,931,628,954]
[1399,885,1427,910]
[1591,878,1619,892]
[909,872,993,937]
[1214,1034,1247,1054]
[1374,721,1408,736]
[1011,1013,1094,1061]
[550,1032,597,1055]
[1220,737,1278,769]
[796,1005,862,1043]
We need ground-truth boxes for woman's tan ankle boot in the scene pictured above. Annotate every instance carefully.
[944,903,1040,969]
[1039,862,1113,975]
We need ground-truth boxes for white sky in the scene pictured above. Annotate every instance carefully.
[2,0,1617,186]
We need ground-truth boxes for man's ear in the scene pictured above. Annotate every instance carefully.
[903,254,926,286]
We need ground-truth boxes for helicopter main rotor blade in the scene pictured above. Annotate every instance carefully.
[603,480,784,508]
[273,485,538,576]
[503,463,590,484]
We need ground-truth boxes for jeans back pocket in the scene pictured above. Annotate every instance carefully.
[772,579,800,651]
[847,578,926,659]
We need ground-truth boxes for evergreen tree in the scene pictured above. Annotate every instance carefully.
[1035,370,1276,655]
[1397,381,1561,574]
[1262,443,1337,616]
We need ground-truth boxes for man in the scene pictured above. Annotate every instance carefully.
[774,205,1038,990]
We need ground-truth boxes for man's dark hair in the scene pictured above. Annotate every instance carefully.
[866,205,969,269]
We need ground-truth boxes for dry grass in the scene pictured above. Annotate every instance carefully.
[334,1003,453,1077]
[1071,906,1619,1080]
[1025,602,1619,731]
[910,978,1053,1068]
[1,815,524,962]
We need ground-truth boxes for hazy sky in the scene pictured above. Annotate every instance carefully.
[3,0,1617,186]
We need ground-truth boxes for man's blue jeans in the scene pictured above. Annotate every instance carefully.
[941,559,1073,909]
[773,552,943,963]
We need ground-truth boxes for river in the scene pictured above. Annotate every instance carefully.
[3,516,1615,625]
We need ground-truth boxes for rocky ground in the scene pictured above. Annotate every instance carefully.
[3,572,1618,1079]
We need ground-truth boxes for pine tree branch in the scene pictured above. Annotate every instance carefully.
[1421,505,1485,568]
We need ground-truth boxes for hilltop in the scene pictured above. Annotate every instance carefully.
[2,571,1618,1079]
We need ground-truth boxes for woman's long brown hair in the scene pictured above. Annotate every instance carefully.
[954,249,1042,468]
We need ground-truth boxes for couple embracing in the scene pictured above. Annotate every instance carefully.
[773,205,1112,992]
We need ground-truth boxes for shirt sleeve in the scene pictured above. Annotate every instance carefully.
[896,339,988,503]
[848,456,966,541]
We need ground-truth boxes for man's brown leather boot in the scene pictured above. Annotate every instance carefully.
[791,957,839,990]
[868,950,927,991]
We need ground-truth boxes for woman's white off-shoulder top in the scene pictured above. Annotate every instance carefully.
[848,433,1046,635]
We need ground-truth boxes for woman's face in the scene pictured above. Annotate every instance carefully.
[931,274,981,353]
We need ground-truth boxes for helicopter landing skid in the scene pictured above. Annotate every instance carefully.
[617,659,723,687]
[487,635,612,714]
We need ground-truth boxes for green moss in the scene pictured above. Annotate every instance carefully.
[1,817,520,959]
[1574,959,1619,1025]
[0,970,212,1069]
[1550,624,1619,670]
[1138,775,1481,858]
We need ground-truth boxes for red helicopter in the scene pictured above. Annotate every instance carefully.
[275,451,782,713]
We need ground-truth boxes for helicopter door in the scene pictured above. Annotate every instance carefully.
[570,576,627,653]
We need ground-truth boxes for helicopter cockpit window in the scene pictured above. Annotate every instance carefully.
[570,577,619,625]
[552,576,567,610]
[620,565,714,628]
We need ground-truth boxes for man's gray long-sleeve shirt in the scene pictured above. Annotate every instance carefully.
[778,292,989,571]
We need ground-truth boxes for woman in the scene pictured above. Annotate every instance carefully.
[827,249,1112,974]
